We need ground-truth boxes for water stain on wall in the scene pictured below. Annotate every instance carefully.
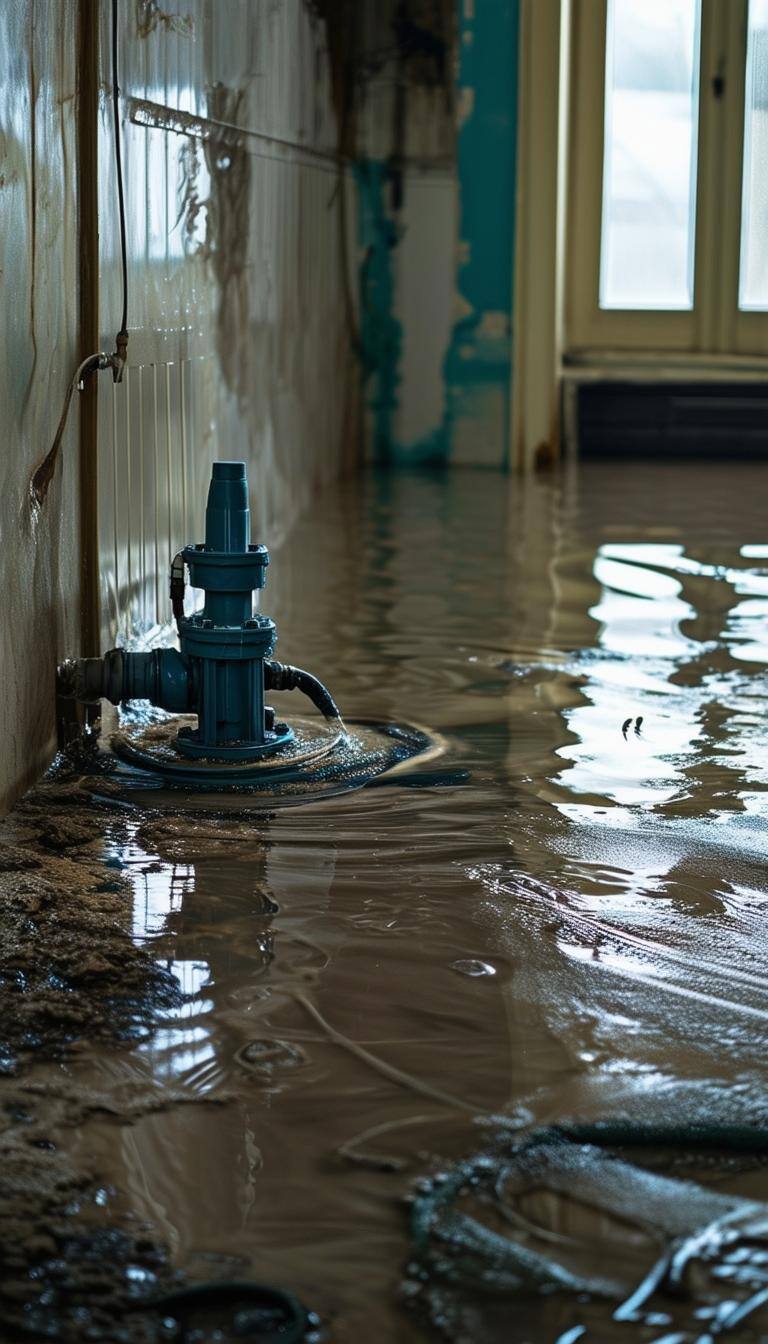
[202,85,253,402]
[135,0,194,38]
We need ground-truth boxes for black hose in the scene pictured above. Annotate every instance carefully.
[366,768,470,789]
[533,1120,768,1152]
[264,660,342,721]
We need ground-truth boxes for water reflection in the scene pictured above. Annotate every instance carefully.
[553,535,768,815]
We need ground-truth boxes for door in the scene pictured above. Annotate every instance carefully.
[566,0,768,358]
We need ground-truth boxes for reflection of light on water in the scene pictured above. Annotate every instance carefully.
[164,959,211,1003]
[123,843,194,940]
[558,698,694,807]
[726,598,768,663]
[140,962,215,1086]
[550,805,681,899]
[591,554,696,659]
[554,543,768,814]
[724,883,768,910]
[123,852,219,1085]
[595,552,686,599]
[140,1025,216,1088]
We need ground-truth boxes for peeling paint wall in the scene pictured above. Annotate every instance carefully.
[448,0,519,466]
[356,0,520,467]
[97,0,358,643]
[0,1,80,808]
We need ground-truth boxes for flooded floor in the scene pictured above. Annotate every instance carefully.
[8,460,768,1341]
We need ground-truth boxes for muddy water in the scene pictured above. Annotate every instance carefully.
[59,463,768,1339]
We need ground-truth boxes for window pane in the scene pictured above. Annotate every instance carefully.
[739,0,768,310]
[600,0,701,310]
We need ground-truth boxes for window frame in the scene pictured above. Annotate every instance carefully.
[565,0,768,357]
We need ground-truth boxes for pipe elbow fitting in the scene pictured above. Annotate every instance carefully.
[57,648,193,714]
[56,653,123,704]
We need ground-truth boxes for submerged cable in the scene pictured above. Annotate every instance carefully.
[409,1120,768,1330]
[294,993,479,1115]
[30,354,112,506]
[30,0,129,507]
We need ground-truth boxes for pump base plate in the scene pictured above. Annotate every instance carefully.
[173,721,294,761]
[87,714,448,807]
[111,714,342,783]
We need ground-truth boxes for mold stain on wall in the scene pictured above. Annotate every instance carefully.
[201,84,253,402]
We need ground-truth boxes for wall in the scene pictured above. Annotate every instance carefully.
[0,0,358,808]
[0,0,517,808]
[357,0,520,467]
[0,1,81,808]
[97,0,358,644]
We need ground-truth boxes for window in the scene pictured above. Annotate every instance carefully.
[739,0,768,310]
[600,0,701,310]
[567,0,768,356]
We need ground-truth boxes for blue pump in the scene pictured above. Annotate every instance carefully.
[63,461,341,766]
[175,460,292,760]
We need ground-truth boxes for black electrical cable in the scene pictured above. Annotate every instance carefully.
[30,0,129,506]
[411,1121,768,1302]
[111,0,129,356]
[31,353,112,505]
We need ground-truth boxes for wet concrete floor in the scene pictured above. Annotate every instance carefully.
[5,460,768,1342]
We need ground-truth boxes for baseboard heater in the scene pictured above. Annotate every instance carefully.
[573,380,768,458]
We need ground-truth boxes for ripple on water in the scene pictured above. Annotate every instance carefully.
[449,959,497,978]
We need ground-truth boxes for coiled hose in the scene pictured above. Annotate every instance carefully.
[410,1120,768,1332]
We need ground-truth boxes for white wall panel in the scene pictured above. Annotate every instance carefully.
[97,0,356,645]
[0,0,356,808]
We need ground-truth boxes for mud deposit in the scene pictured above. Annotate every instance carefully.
[0,783,205,1339]
[3,462,768,1342]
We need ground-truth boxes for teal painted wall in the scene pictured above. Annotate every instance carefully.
[357,0,520,467]
[447,0,519,467]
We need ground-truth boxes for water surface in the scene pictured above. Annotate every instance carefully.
[68,461,768,1340]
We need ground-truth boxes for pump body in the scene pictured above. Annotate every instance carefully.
[174,461,290,759]
[63,461,339,763]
